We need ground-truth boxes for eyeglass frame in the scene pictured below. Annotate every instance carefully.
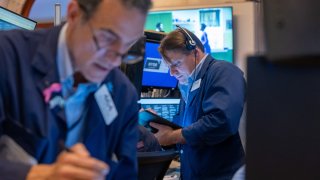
[87,21,144,64]
[163,49,196,69]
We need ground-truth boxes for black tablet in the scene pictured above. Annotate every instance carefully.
[139,111,181,133]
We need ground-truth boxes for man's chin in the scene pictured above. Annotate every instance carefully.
[85,73,108,84]
[177,77,188,85]
[179,80,188,85]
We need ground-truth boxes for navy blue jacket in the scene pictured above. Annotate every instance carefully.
[0,26,139,179]
[175,56,246,180]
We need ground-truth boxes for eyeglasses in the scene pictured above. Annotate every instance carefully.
[164,57,185,69]
[88,23,144,64]
[167,61,183,68]
[165,51,196,69]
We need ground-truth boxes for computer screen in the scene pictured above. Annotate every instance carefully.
[145,7,233,62]
[138,98,180,121]
[0,7,36,30]
[141,41,178,88]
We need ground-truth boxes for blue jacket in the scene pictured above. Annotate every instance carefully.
[0,27,139,179]
[175,56,246,179]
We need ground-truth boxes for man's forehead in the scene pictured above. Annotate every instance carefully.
[164,58,183,67]
[91,1,146,42]
[166,50,185,60]
[163,58,172,65]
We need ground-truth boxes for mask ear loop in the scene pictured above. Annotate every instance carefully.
[183,48,197,127]
[193,49,197,82]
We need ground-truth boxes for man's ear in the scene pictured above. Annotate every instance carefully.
[67,0,81,24]
[194,48,199,57]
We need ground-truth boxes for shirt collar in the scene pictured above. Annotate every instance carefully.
[189,53,208,81]
[57,23,73,83]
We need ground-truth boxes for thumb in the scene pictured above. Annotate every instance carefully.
[149,122,162,129]
[70,143,90,157]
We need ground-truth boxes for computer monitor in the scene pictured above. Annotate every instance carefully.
[0,6,36,30]
[145,6,234,63]
[138,98,180,121]
[141,40,178,89]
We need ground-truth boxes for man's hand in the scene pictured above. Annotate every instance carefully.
[150,122,186,146]
[145,108,157,115]
[27,143,109,180]
[139,107,157,115]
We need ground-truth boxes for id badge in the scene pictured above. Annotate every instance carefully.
[191,79,201,92]
[94,85,118,125]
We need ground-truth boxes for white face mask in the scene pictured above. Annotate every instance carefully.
[178,77,189,85]
[178,77,192,103]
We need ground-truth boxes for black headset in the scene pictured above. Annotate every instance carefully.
[176,25,196,51]
[176,25,198,83]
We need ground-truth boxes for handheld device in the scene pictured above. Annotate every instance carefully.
[139,111,181,133]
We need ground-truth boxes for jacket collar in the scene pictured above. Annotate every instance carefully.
[195,55,215,81]
[31,25,62,87]
[187,55,215,105]
[31,25,66,122]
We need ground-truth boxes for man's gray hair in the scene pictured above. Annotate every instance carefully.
[77,0,152,20]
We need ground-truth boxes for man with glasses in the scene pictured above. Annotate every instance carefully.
[150,28,246,179]
[0,0,151,179]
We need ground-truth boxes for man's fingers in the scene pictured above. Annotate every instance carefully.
[60,153,109,173]
[57,146,109,176]
[146,108,157,114]
[63,143,109,174]
[149,122,161,128]
[139,108,145,112]
[55,163,107,180]
[150,122,170,130]
[69,143,90,157]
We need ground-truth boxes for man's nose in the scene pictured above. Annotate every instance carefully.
[109,43,126,67]
[110,55,122,67]
[169,67,177,76]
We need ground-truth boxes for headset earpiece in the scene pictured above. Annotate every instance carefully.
[176,25,196,50]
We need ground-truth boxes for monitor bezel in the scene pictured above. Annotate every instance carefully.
[0,6,37,30]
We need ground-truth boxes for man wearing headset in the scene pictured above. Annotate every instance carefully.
[150,26,246,179]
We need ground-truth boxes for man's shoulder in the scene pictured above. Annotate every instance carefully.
[104,68,138,95]
[102,68,139,110]
[0,29,46,44]
[0,26,62,67]
[106,68,131,84]
[209,58,243,75]
[0,27,61,51]
[0,29,49,59]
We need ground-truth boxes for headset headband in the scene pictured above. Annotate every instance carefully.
[176,25,196,50]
